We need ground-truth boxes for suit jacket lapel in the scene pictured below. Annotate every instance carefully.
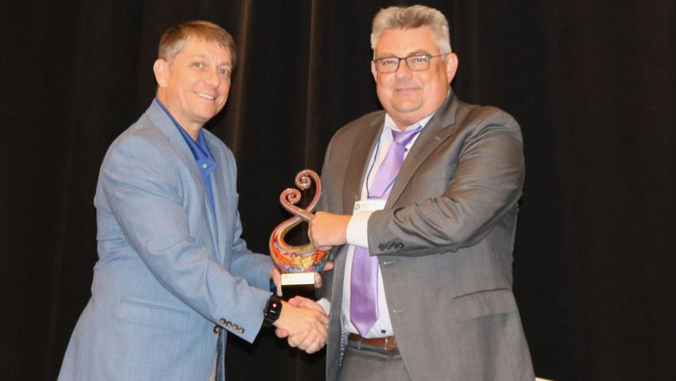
[342,114,385,214]
[385,91,460,208]
[146,101,219,251]
[147,102,208,194]
[205,134,228,261]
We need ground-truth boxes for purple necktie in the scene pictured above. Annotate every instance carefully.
[350,126,422,337]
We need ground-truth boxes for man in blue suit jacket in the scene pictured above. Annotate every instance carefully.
[58,21,328,381]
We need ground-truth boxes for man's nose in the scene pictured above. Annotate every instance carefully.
[204,68,220,87]
[395,59,413,78]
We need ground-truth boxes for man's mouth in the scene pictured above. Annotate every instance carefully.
[196,92,216,100]
[395,87,420,93]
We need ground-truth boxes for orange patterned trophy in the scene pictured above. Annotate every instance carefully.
[269,170,328,300]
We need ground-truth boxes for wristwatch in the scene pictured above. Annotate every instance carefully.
[262,295,283,327]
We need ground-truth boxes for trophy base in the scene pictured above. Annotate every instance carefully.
[280,272,316,301]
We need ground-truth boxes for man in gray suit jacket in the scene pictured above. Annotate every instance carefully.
[58,21,328,381]
[308,5,534,381]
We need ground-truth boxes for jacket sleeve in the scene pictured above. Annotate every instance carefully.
[100,133,270,343]
[217,145,274,292]
[367,109,525,257]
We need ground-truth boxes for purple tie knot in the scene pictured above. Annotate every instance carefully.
[392,125,423,147]
[368,125,423,199]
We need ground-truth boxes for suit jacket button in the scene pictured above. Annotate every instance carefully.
[213,325,221,334]
[239,328,245,334]
[378,244,385,250]
[398,243,404,248]
[220,318,226,324]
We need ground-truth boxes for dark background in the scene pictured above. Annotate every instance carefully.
[1,0,674,380]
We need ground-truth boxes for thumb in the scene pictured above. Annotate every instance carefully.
[287,296,305,307]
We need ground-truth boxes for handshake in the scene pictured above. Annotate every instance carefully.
[268,265,332,354]
[272,296,329,354]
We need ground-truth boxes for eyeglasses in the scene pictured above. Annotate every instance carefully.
[373,54,446,73]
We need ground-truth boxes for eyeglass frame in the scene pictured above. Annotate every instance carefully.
[372,53,449,73]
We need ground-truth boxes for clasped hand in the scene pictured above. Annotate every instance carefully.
[273,297,329,354]
[268,265,333,353]
[308,212,351,250]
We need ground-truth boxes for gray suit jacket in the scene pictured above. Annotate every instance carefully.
[58,101,273,381]
[320,91,534,381]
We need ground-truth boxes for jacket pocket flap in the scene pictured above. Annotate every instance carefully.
[118,298,189,332]
[452,288,518,321]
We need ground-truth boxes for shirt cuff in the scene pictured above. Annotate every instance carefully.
[316,298,331,316]
[346,210,374,248]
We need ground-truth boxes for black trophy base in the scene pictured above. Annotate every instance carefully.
[280,272,316,301]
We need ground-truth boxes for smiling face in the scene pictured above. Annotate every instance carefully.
[154,38,233,138]
[371,26,458,130]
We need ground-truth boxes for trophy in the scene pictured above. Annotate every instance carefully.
[269,170,329,300]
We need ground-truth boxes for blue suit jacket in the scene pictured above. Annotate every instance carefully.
[59,101,273,380]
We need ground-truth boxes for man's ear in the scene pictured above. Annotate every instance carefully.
[153,59,169,87]
[445,53,459,84]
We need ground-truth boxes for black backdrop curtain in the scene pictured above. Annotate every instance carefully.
[1,0,674,380]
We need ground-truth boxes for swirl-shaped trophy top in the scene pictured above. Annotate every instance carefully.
[270,169,328,274]
[279,170,321,222]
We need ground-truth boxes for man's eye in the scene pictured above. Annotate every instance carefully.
[219,68,230,75]
[381,59,398,66]
[412,56,428,63]
[193,62,203,68]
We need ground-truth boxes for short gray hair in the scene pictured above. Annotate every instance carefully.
[371,5,452,55]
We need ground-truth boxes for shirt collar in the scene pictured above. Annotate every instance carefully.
[383,89,449,132]
[154,97,213,162]
[384,112,436,133]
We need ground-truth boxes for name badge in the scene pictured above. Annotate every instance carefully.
[354,199,386,212]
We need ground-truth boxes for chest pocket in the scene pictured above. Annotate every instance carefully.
[118,298,189,332]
